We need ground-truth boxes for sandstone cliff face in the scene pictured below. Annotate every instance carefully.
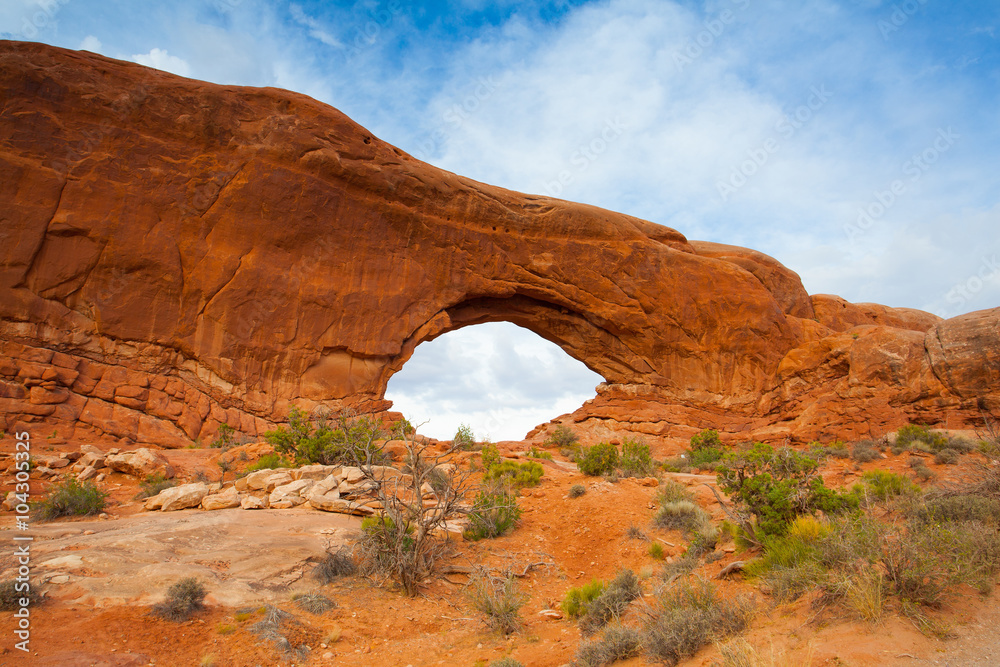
[1,41,997,449]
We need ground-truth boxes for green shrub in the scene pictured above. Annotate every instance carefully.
[465,484,522,540]
[907,456,925,468]
[0,579,41,611]
[454,423,476,449]
[744,516,830,602]
[468,571,527,635]
[649,541,665,560]
[483,460,544,489]
[568,484,586,498]
[545,425,579,449]
[561,579,606,619]
[934,448,959,465]
[896,424,949,451]
[210,423,237,449]
[716,443,858,540]
[913,464,934,482]
[244,452,294,473]
[579,570,641,636]
[642,578,754,665]
[489,658,524,667]
[851,442,881,463]
[135,473,176,499]
[153,578,207,622]
[527,446,552,461]
[661,457,689,473]
[578,442,619,477]
[575,623,642,667]
[687,429,725,469]
[264,408,385,466]
[826,444,851,459]
[34,478,107,521]
[860,470,920,501]
[480,443,501,470]
[619,437,654,477]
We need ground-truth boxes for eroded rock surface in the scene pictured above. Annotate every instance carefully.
[0,41,997,449]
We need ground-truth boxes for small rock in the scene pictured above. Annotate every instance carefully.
[240,495,266,510]
[78,465,99,481]
[145,483,208,511]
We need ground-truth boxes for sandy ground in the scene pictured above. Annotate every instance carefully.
[1,437,999,666]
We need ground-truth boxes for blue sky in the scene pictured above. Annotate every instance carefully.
[4,0,998,440]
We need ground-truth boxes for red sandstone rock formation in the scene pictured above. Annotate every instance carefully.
[0,41,997,450]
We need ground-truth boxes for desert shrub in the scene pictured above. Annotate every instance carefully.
[907,456,925,468]
[654,500,710,534]
[687,429,725,469]
[527,446,553,461]
[34,478,107,521]
[153,578,207,622]
[568,483,586,498]
[661,456,689,473]
[896,424,949,451]
[851,441,881,463]
[913,464,934,482]
[483,460,544,489]
[489,659,524,667]
[687,523,720,559]
[860,470,920,501]
[465,484,522,540]
[626,524,647,540]
[244,453,294,473]
[562,579,606,618]
[619,437,655,477]
[211,423,237,449]
[575,623,642,667]
[0,579,41,611]
[264,408,385,466]
[823,563,886,623]
[910,495,1000,526]
[826,444,850,459]
[313,546,356,583]
[934,448,959,465]
[293,593,336,614]
[454,423,476,449]
[743,516,830,602]
[649,542,665,560]
[642,578,754,666]
[579,569,642,636]
[578,442,619,476]
[468,571,527,635]
[546,425,579,449]
[657,480,693,504]
[716,443,858,541]
[355,515,416,585]
[135,473,176,499]
[815,514,885,569]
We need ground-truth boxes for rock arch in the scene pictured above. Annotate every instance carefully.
[1,42,997,449]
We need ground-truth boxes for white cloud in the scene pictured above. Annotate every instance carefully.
[289,3,343,48]
[385,323,603,441]
[79,35,102,52]
[131,47,191,77]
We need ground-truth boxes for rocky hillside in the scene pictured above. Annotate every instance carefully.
[0,40,997,449]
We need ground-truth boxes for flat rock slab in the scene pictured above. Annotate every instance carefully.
[16,509,361,607]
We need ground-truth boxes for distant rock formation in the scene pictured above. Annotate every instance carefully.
[1,41,997,449]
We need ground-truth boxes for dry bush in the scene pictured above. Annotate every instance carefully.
[569,483,587,498]
[292,593,336,614]
[643,578,755,666]
[313,545,356,583]
[575,623,643,667]
[152,578,206,622]
[654,500,710,533]
[468,570,527,635]
[579,569,641,636]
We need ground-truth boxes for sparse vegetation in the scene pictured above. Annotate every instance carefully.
[642,578,755,665]
[527,446,552,460]
[244,452,294,473]
[649,541,666,560]
[0,579,41,611]
[33,478,107,521]
[578,442,619,476]
[264,407,387,466]
[468,570,527,635]
[579,569,642,636]
[135,472,176,499]
[654,500,710,534]
[618,437,655,477]
[859,470,919,501]
[313,546,357,583]
[575,623,643,667]
[454,423,476,449]
[545,424,578,449]
[568,483,586,498]
[657,480,694,504]
[482,459,544,489]
[292,593,336,614]
[210,423,237,449]
[687,429,726,469]
[152,577,207,622]
[561,579,606,619]
[896,424,949,452]
[851,441,881,463]
[489,658,525,667]
[465,483,522,540]
[934,448,959,465]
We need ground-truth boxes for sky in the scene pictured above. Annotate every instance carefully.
[4,0,998,440]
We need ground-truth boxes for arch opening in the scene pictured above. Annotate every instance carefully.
[384,322,605,441]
